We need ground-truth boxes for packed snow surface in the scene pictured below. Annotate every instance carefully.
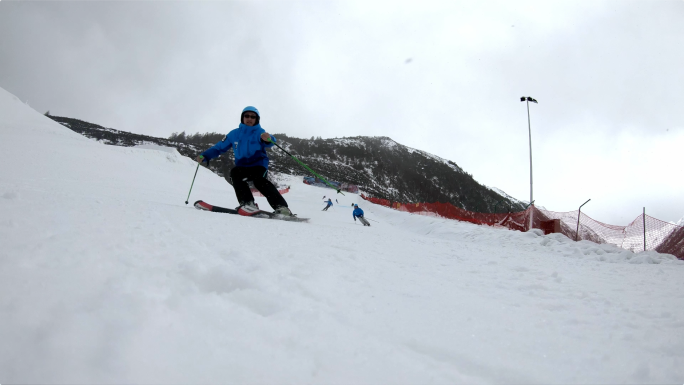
[1,87,683,383]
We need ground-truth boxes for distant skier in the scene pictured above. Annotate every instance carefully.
[353,204,370,226]
[195,106,292,217]
[322,198,333,211]
[336,199,338,204]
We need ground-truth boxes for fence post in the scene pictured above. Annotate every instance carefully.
[524,200,535,231]
[575,199,591,241]
[643,207,646,251]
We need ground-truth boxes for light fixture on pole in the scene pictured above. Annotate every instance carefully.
[520,96,538,205]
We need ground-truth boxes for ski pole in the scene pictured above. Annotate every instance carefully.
[269,140,345,195]
[185,162,201,204]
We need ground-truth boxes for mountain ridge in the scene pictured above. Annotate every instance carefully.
[47,114,526,213]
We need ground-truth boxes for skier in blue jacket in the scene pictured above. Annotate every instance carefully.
[196,106,292,216]
[352,204,370,226]
[322,198,333,211]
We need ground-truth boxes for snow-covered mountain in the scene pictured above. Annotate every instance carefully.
[2,86,683,383]
[268,134,524,212]
[48,115,526,213]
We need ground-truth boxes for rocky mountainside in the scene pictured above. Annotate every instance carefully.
[263,134,525,213]
[49,115,203,156]
[48,114,525,213]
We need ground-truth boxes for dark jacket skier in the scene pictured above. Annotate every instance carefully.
[196,106,292,216]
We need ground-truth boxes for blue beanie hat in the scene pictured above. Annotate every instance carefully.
[242,106,260,116]
[241,106,260,124]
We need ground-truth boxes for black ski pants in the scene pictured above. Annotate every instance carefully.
[227,165,288,210]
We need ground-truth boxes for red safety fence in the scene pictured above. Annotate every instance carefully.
[360,194,684,259]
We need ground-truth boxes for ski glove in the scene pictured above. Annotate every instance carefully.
[260,133,272,143]
[196,155,209,165]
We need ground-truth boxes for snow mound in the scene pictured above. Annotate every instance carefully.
[0,87,89,142]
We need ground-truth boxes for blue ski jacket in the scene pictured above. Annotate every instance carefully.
[353,207,364,219]
[200,123,275,168]
[326,199,333,206]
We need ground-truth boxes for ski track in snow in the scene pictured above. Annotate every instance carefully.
[1,86,683,383]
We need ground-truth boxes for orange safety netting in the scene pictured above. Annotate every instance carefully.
[360,194,684,259]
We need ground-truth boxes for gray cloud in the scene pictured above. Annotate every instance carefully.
[1,0,682,224]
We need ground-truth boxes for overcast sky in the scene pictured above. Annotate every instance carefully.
[1,0,682,225]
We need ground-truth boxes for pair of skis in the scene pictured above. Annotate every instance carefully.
[194,200,309,223]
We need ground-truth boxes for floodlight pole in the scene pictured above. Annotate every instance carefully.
[527,100,533,204]
[520,97,536,205]
[520,96,538,232]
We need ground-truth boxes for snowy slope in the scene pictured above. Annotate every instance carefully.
[1,86,683,384]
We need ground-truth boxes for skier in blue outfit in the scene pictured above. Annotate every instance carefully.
[353,204,370,226]
[196,106,292,216]
[322,198,333,211]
